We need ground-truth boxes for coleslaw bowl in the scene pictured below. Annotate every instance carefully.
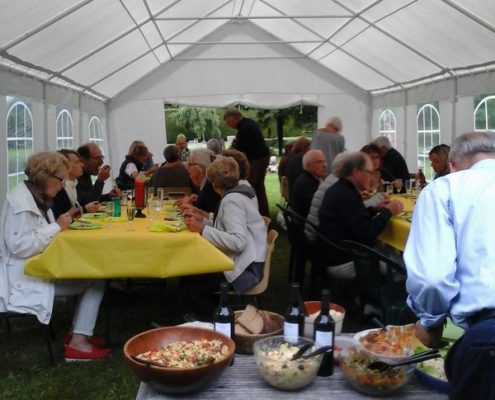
[123,326,235,394]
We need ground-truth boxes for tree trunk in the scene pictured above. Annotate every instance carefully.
[276,116,284,156]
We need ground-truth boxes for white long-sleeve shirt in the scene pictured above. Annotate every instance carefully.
[404,158,495,330]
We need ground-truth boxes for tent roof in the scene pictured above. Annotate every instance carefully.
[1,0,494,102]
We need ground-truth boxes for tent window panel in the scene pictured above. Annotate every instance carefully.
[474,95,495,132]
[417,104,440,181]
[6,101,33,190]
[379,109,397,148]
[88,116,104,150]
[56,109,74,150]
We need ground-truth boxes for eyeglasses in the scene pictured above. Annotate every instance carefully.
[52,174,66,183]
[90,155,104,160]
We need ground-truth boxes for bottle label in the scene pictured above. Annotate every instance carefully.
[214,322,232,338]
[315,331,333,349]
[284,322,299,343]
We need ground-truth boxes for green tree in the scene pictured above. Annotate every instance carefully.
[170,107,221,142]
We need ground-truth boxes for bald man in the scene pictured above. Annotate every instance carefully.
[291,150,327,219]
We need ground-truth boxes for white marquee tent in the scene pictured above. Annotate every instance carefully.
[1,0,495,205]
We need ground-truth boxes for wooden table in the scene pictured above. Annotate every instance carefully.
[24,217,233,279]
[135,354,447,400]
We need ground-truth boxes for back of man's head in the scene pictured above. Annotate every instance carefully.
[338,152,367,178]
[372,136,392,152]
[223,108,243,120]
[189,149,214,167]
[450,131,495,170]
[77,143,95,160]
[326,116,343,133]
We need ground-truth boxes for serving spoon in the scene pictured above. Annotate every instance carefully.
[367,349,440,372]
[290,343,313,360]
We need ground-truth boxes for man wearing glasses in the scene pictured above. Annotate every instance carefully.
[76,143,119,212]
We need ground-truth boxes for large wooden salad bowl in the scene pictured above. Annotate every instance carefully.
[123,326,235,394]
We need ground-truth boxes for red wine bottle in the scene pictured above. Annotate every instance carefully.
[284,282,305,343]
[213,282,234,339]
[314,289,334,376]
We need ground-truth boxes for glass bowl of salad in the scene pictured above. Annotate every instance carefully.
[253,335,322,391]
[339,347,413,396]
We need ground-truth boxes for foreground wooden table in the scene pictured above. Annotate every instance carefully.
[135,354,447,400]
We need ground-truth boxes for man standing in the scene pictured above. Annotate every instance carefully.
[76,143,119,212]
[224,108,270,217]
[176,133,190,163]
[404,131,495,400]
[372,136,410,184]
[310,116,345,176]
[291,150,326,219]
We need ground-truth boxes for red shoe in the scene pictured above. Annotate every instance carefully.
[63,333,106,348]
[64,345,110,361]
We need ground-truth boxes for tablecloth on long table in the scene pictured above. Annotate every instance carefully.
[25,218,233,279]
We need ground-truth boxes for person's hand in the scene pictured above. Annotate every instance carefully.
[56,212,72,230]
[184,215,205,233]
[97,165,111,181]
[147,165,158,175]
[374,198,391,210]
[175,195,192,207]
[108,188,121,198]
[385,200,403,215]
[85,201,100,213]
[68,205,82,219]
[415,322,444,348]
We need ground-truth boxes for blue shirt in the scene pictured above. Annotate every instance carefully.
[404,158,495,329]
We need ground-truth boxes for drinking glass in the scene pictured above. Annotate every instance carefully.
[106,201,114,228]
[156,188,164,207]
[395,178,403,194]
[385,183,394,196]
[147,187,155,203]
[406,179,414,194]
[147,197,157,224]
[126,203,135,231]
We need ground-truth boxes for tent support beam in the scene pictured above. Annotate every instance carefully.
[441,0,495,34]
[154,15,353,20]
[143,0,174,60]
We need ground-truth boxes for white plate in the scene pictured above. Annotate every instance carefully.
[353,327,414,361]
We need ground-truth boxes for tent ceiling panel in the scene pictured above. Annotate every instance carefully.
[377,1,495,69]
[340,27,440,83]
[0,0,80,49]
[64,30,152,85]
[0,0,494,100]
[92,52,159,97]
[9,1,134,71]
[320,50,394,90]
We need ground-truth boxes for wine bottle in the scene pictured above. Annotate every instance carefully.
[314,289,335,376]
[284,282,305,343]
[213,282,234,339]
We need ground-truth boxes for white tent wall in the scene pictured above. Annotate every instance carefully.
[108,21,371,170]
[0,68,108,208]
[371,70,495,171]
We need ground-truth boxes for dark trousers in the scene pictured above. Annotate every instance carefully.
[180,273,225,322]
[248,155,270,217]
[445,316,495,400]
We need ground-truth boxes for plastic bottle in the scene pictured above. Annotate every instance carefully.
[314,289,335,376]
[284,282,305,343]
[134,171,146,209]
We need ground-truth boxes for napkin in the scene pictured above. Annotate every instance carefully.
[149,221,187,232]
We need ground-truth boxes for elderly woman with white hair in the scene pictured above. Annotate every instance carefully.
[182,156,267,321]
[0,151,110,361]
[310,116,345,176]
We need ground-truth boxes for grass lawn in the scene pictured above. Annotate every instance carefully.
[0,173,295,400]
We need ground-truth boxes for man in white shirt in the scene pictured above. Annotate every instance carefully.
[404,131,495,400]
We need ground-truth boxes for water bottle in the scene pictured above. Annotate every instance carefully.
[284,282,305,343]
[314,289,335,376]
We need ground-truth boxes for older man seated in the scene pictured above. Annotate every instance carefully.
[318,152,403,278]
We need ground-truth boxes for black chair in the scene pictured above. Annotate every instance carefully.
[276,205,311,287]
[339,239,410,325]
[1,311,55,364]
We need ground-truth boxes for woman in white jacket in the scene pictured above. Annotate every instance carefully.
[0,151,109,361]
[183,156,267,321]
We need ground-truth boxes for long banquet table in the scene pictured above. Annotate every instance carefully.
[135,354,447,400]
[24,217,233,279]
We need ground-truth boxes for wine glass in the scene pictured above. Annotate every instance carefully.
[126,202,135,231]
[395,178,403,194]
[147,196,157,225]
[105,201,114,228]
[385,182,394,196]
[157,188,164,208]
[406,179,413,194]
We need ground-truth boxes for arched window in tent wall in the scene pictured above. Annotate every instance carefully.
[417,103,440,181]
[474,95,495,132]
[88,116,103,147]
[6,99,33,190]
[379,109,397,148]
[56,109,74,149]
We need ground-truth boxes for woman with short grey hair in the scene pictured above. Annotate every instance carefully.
[182,156,267,321]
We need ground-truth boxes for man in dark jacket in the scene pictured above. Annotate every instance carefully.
[224,108,270,217]
[372,136,410,185]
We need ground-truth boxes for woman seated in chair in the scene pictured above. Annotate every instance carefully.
[182,156,267,321]
[0,151,110,361]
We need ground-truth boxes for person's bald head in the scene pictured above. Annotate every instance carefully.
[302,149,327,179]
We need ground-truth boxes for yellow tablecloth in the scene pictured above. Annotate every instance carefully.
[25,217,234,279]
[378,195,415,251]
